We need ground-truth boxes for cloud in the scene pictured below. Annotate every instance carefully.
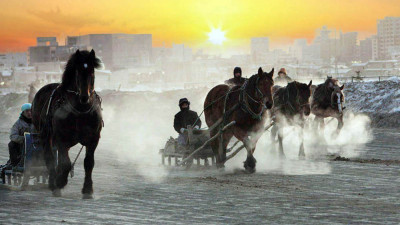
[27,7,114,28]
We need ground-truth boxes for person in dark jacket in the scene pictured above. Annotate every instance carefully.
[225,67,246,86]
[174,98,201,145]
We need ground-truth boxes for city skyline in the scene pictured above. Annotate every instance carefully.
[1,0,400,52]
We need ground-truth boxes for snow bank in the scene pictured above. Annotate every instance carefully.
[344,79,400,127]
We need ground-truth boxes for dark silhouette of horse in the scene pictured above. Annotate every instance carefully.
[271,81,312,158]
[311,77,345,135]
[204,67,274,173]
[32,50,103,198]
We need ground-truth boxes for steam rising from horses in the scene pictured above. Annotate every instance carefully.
[99,70,372,179]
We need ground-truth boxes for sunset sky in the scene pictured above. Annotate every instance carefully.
[1,0,400,52]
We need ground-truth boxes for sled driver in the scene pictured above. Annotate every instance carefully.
[173,98,201,145]
[1,103,35,183]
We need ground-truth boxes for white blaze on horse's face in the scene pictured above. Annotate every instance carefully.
[84,63,88,69]
[337,93,342,113]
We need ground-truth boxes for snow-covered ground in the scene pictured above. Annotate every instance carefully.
[344,77,400,127]
[0,81,399,224]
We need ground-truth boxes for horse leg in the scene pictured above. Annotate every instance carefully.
[221,132,233,161]
[210,129,224,168]
[55,146,71,191]
[82,139,99,199]
[315,116,327,144]
[298,121,306,159]
[337,114,344,132]
[44,139,57,193]
[270,125,278,154]
[277,126,285,159]
[242,137,256,173]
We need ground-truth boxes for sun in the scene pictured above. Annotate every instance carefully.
[208,28,226,45]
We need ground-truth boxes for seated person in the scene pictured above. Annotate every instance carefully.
[274,68,293,86]
[225,67,247,87]
[173,98,201,146]
[1,103,35,182]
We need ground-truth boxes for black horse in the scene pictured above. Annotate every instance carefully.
[32,49,103,198]
[270,81,312,158]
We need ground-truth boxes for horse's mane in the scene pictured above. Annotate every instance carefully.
[313,77,338,105]
[246,73,259,92]
[246,71,273,93]
[274,82,298,106]
[61,50,102,89]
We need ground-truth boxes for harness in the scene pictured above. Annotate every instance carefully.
[274,83,309,116]
[191,77,267,130]
[46,85,102,117]
[239,79,266,120]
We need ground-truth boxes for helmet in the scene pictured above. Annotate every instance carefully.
[21,103,32,112]
[178,98,190,107]
[233,67,242,75]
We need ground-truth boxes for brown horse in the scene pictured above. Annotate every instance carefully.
[204,67,274,172]
[270,81,312,158]
[311,77,345,134]
[32,50,103,198]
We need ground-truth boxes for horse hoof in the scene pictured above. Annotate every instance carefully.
[82,193,93,199]
[216,163,225,169]
[244,166,256,174]
[52,189,61,197]
[279,153,286,159]
[243,162,256,173]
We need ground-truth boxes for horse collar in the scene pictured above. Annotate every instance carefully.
[240,80,265,120]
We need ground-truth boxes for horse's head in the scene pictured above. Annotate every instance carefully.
[295,80,313,116]
[326,77,340,90]
[62,49,102,104]
[252,67,274,109]
[331,84,345,113]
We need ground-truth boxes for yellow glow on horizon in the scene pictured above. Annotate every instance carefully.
[0,0,400,52]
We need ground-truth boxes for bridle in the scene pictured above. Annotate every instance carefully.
[330,88,345,114]
[240,77,270,120]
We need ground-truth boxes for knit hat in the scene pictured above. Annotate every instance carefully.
[21,103,32,112]
[278,68,287,75]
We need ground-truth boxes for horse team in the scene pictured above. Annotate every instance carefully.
[205,67,345,174]
[31,50,345,198]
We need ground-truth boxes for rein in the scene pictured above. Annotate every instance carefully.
[191,77,268,128]
[70,145,84,178]
[239,79,266,120]
[64,87,101,115]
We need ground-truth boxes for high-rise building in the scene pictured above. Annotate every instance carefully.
[314,26,332,62]
[251,37,270,63]
[377,17,400,59]
[340,32,358,63]
[371,35,379,60]
[67,34,152,69]
[290,39,308,61]
[360,36,373,62]
[28,37,70,65]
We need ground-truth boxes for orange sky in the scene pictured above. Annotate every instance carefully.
[1,0,400,52]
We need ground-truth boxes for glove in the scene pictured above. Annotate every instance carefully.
[180,128,185,134]
[194,126,200,129]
